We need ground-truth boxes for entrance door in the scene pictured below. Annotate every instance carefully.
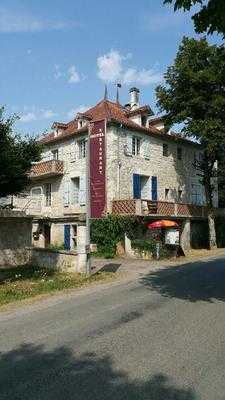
[64,225,71,251]
[44,224,51,248]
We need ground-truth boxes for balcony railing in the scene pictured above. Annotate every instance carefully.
[29,160,64,180]
[112,199,208,218]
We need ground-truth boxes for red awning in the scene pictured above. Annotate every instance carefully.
[147,220,179,229]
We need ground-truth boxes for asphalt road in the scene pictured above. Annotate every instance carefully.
[1,255,225,399]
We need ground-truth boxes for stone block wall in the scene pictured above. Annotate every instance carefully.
[30,247,78,272]
[0,212,33,266]
[106,125,206,210]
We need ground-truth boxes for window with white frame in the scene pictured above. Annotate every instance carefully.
[45,183,51,206]
[71,178,79,204]
[79,139,87,158]
[132,136,141,156]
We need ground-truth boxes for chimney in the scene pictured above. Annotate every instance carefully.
[129,87,140,109]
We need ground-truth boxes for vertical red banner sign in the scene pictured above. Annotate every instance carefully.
[89,119,106,218]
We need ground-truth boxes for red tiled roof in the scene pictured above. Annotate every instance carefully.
[39,99,199,147]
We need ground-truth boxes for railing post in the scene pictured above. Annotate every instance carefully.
[136,199,142,215]
[174,203,178,216]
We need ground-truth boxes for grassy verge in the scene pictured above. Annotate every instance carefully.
[0,265,116,307]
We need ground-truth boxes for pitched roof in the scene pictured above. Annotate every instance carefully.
[39,99,199,147]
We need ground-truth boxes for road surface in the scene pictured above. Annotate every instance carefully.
[1,255,225,399]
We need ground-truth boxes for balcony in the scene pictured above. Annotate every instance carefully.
[29,160,64,180]
[112,199,208,219]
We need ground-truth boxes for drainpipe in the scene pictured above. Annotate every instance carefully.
[117,125,123,198]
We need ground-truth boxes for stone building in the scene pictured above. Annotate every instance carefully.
[12,88,218,250]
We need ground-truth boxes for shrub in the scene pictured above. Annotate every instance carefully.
[90,215,146,258]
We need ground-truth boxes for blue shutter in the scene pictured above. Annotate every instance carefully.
[64,225,71,251]
[151,176,158,201]
[133,174,141,199]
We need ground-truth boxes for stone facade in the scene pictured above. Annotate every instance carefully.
[11,89,219,249]
[105,125,210,209]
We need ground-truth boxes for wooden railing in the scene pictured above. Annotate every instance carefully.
[112,199,208,218]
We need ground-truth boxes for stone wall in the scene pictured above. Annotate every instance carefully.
[30,247,79,272]
[0,211,32,266]
[106,125,209,210]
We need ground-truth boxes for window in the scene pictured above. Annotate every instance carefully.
[31,187,42,197]
[141,115,147,127]
[71,178,79,204]
[191,184,202,205]
[79,139,87,158]
[132,136,141,156]
[163,143,168,157]
[51,149,58,160]
[178,190,183,202]
[177,147,182,160]
[165,188,169,200]
[45,183,51,206]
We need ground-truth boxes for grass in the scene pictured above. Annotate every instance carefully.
[0,265,116,307]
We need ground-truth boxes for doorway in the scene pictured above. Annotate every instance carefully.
[44,224,51,248]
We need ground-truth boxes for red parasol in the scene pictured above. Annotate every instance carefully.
[147,220,179,229]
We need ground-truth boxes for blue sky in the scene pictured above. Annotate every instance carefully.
[0,0,222,136]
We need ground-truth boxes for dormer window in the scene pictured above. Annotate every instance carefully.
[78,119,83,129]
[141,115,147,127]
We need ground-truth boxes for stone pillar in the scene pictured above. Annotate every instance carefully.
[125,234,136,258]
[180,218,191,253]
[77,224,89,273]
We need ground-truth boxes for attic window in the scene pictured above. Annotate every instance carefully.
[78,119,83,129]
[141,115,147,127]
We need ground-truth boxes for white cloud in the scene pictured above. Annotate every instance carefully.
[42,110,57,119]
[123,68,163,85]
[68,66,81,84]
[20,112,37,123]
[67,105,90,119]
[97,50,162,86]
[97,50,123,82]
[0,8,78,33]
[142,11,187,32]
[19,109,57,123]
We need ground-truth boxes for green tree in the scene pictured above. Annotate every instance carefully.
[164,0,225,36]
[0,107,42,197]
[156,37,225,248]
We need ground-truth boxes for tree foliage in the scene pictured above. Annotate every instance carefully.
[164,0,225,36]
[0,108,42,197]
[156,37,225,247]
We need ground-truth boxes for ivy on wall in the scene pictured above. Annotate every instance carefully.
[90,215,146,258]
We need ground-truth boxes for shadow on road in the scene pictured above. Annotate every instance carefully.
[140,256,225,303]
[98,263,121,273]
[0,343,196,399]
